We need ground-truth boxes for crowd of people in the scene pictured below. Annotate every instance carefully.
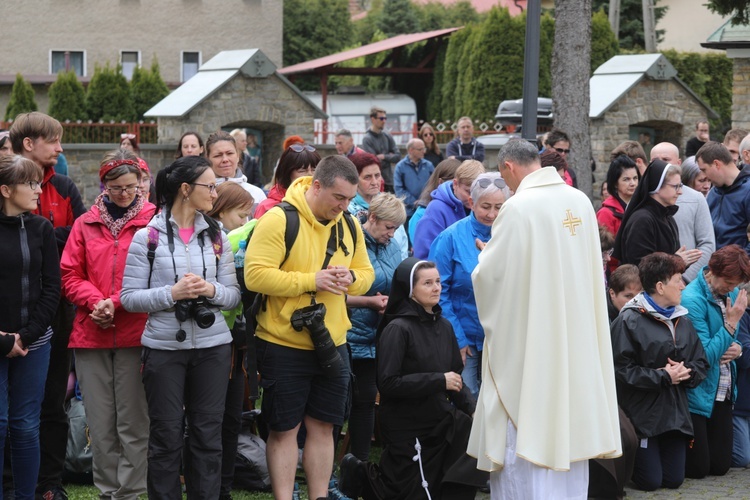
[4,107,750,500]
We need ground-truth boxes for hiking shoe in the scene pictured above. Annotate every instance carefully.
[40,487,68,500]
[292,481,301,500]
[328,476,352,500]
[338,453,363,498]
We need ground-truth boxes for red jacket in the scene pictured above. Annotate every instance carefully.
[597,195,626,274]
[61,201,157,349]
[35,165,86,254]
[255,184,286,219]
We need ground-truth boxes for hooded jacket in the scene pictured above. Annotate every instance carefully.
[413,181,469,259]
[215,168,267,217]
[611,293,708,438]
[682,268,740,417]
[706,167,750,253]
[347,229,402,360]
[0,211,60,351]
[36,165,86,253]
[255,184,285,219]
[120,211,241,350]
[597,195,626,238]
[428,212,490,352]
[245,176,375,350]
[61,199,157,349]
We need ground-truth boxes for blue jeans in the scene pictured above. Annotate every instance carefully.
[732,414,750,467]
[0,342,51,500]
[462,348,482,401]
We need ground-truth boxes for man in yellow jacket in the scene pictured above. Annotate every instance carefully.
[245,155,374,500]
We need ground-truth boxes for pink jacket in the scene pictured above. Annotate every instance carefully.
[254,184,285,219]
[61,202,157,349]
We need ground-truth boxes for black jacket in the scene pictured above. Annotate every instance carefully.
[617,196,680,266]
[0,212,61,351]
[376,299,474,445]
[611,295,708,438]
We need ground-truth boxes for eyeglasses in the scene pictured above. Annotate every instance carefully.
[289,144,316,153]
[376,116,387,121]
[477,177,507,189]
[192,182,217,193]
[664,182,683,190]
[106,185,138,195]
[554,147,571,155]
[17,181,41,190]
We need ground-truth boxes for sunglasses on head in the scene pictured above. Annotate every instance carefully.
[477,177,506,189]
[289,144,316,153]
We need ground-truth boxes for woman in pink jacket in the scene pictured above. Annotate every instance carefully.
[60,149,156,499]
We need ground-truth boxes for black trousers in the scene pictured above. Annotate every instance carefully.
[686,400,734,479]
[220,346,246,496]
[349,359,377,461]
[36,300,74,494]
[632,430,687,491]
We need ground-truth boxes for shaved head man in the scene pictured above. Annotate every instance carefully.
[650,142,682,166]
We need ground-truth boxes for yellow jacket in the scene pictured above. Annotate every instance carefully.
[245,176,374,349]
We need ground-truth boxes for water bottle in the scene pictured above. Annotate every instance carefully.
[235,240,247,269]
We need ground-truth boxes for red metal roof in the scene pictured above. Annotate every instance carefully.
[278,27,462,75]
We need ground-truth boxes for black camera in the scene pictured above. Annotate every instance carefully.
[291,303,343,377]
[175,297,215,329]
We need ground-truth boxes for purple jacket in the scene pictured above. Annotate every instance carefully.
[413,181,469,258]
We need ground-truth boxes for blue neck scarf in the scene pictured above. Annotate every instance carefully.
[643,291,676,318]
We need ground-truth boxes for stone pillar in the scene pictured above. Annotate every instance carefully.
[732,56,750,130]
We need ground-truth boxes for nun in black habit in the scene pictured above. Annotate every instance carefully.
[339,258,487,500]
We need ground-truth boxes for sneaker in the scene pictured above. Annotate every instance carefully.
[338,453,363,498]
[328,477,352,500]
[40,487,68,500]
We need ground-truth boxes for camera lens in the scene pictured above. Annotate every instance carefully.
[176,329,186,342]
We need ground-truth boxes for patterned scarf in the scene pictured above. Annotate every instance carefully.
[95,192,145,239]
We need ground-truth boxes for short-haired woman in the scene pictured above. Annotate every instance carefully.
[682,244,750,479]
[611,252,708,491]
[120,155,241,499]
[0,155,60,500]
[254,143,320,219]
[61,149,156,499]
[429,172,510,399]
[345,193,406,461]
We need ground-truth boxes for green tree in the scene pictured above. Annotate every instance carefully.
[131,58,170,120]
[440,25,472,122]
[48,70,87,121]
[377,0,420,37]
[590,9,619,71]
[706,0,750,25]
[425,44,447,120]
[592,0,666,50]
[415,0,480,31]
[4,74,38,121]
[86,63,136,122]
[453,25,478,119]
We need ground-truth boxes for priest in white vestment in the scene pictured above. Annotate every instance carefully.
[468,139,622,499]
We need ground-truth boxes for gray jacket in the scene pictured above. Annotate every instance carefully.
[361,129,400,186]
[674,185,715,283]
[121,211,240,350]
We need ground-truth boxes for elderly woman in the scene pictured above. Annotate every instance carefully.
[60,150,156,499]
[340,258,487,500]
[254,143,320,219]
[413,159,485,259]
[348,152,408,260]
[613,159,699,268]
[428,172,509,399]
[611,252,708,491]
[682,155,712,197]
[681,244,750,479]
[345,193,406,461]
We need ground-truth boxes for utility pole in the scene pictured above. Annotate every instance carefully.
[642,0,657,52]
[609,0,620,40]
[522,0,541,142]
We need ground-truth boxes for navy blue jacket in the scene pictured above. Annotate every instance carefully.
[707,168,750,253]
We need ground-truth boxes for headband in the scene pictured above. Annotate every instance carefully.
[0,131,9,141]
[99,159,139,181]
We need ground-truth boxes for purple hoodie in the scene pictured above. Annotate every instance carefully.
[412,181,469,258]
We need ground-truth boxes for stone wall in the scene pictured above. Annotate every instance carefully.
[590,79,710,202]
[733,58,750,130]
[157,74,324,182]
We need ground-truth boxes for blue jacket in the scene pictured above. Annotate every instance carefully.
[682,268,740,417]
[347,230,403,360]
[413,181,469,259]
[394,157,434,216]
[348,193,408,261]
[706,168,750,254]
[734,310,750,418]
[428,212,490,351]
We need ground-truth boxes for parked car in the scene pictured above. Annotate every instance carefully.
[495,97,554,126]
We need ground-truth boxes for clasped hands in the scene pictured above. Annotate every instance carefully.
[663,357,692,385]
[171,273,216,302]
[316,265,353,295]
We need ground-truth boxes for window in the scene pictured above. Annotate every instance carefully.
[50,51,85,77]
[121,51,140,80]
[182,51,200,82]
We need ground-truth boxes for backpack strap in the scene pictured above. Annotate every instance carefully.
[146,227,159,288]
[277,201,300,267]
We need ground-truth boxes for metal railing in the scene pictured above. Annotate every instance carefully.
[0,120,158,144]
